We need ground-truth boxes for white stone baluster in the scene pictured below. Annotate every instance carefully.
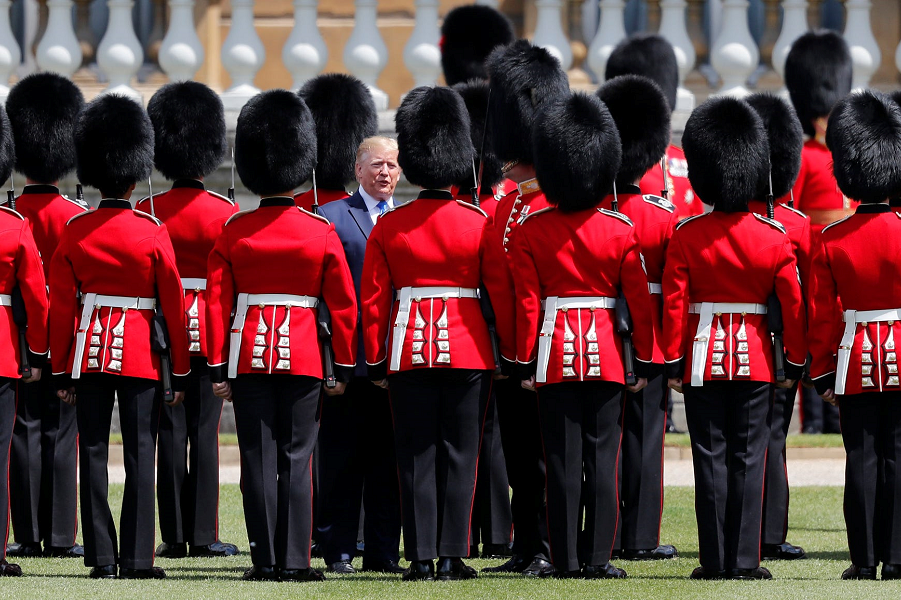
[587,0,626,80]
[36,0,82,76]
[843,0,880,90]
[709,0,759,96]
[283,0,328,90]
[159,0,205,81]
[658,0,696,110]
[97,0,144,100]
[771,0,807,80]
[343,0,388,110]
[0,0,18,102]
[533,0,573,70]
[221,0,265,111]
[475,0,499,7]
[403,0,441,87]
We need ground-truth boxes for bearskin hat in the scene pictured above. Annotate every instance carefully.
[234,90,317,197]
[682,97,770,211]
[6,73,84,183]
[785,30,852,137]
[299,74,378,190]
[485,40,570,167]
[532,92,621,211]
[0,107,14,187]
[605,33,679,112]
[826,90,901,204]
[395,86,474,190]
[147,81,227,181]
[75,95,154,198]
[441,4,515,86]
[453,79,503,193]
[596,74,670,187]
[745,92,803,200]
[889,90,901,109]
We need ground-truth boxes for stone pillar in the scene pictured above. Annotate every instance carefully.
[283,0,328,90]
[343,0,388,110]
[659,0,697,109]
[36,0,82,76]
[97,0,144,100]
[587,0,626,79]
[772,0,808,79]
[160,0,205,81]
[220,0,265,110]
[843,0,881,89]
[710,0,759,95]
[534,0,574,69]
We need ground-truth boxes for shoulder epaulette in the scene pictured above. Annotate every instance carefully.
[61,194,90,210]
[779,204,807,219]
[383,199,415,215]
[753,213,786,233]
[642,194,675,213]
[674,212,709,230]
[207,190,235,205]
[598,207,633,226]
[65,211,93,226]
[455,200,487,218]
[133,209,162,226]
[521,206,554,224]
[821,214,854,233]
[0,205,24,221]
[298,207,330,225]
[225,208,257,226]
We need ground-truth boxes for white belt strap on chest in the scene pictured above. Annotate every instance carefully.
[836,309,901,395]
[536,296,616,383]
[687,302,767,387]
[228,293,319,378]
[390,286,480,372]
[181,278,207,291]
[73,293,157,379]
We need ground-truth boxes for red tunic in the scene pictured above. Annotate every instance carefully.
[661,211,807,384]
[781,139,856,237]
[13,185,88,280]
[748,200,813,291]
[508,206,654,387]
[135,180,238,358]
[639,145,703,218]
[454,190,504,220]
[49,200,190,381]
[206,197,357,380]
[0,207,49,377]
[293,188,350,212]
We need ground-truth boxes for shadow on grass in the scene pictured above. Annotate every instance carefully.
[803,551,851,561]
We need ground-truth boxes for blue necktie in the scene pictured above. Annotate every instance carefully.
[377,200,389,216]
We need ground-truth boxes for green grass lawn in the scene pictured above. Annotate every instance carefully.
[664,433,845,449]
[3,484,900,598]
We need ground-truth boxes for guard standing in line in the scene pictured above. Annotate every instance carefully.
[808,90,901,581]
[0,105,50,577]
[481,39,570,578]
[4,72,85,560]
[49,94,192,580]
[136,81,239,560]
[206,90,358,582]
[662,96,807,581]
[745,92,811,562]
[595,74,679,562]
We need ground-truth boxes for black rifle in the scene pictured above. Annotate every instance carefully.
[309,170,337,389]
[8,188,29,374]
[479,285,501,375]
[615,296,637,386]
[228,147,236,202]
[76,183,85,204]
[150,310,176,403]
[765,174,786,382]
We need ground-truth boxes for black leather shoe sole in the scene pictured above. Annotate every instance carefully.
[729,567,772,580]
[6,543,42,558]
[361,561,405,574]
[482,556,530,573]
[690,566,725,580]
[882,564,901,580]
[622,545,679,560]
[119,567,166,579]
[0,562,22,577]
[44,544,85,558]
[243,566,279,581]
[88,565,117,579]
[327,561,356,574]
[280,568,326,582]
[842,564,877,580]
[522,558,557,578]
[190,541,240,557]
[155,543,188,558]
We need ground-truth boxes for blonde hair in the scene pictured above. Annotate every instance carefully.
[356,136,399,165]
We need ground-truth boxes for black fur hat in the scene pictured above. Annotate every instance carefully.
[147,81,227,181]
[605,33,679,112]
[891,90,901,108]
[395,86,474,190]
[826,90,901,204]
[532,92,621,211]
[486,40,570,167]
[75,95,153,198]
[0,107,14,187]
[299,74,378,189]
[596,74,670,187]
[682,97,770,211]
[785,30,852,137]
[745,92,803,200]
[6,72,84,183]
[235,89,317,197]
[440,4,515,86]
[453,79,503,193]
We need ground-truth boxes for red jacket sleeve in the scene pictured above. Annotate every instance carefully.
[807,238,841,386]
[661,230,690,374]
[205,227,235,380]
[16,222,49,358]
[321,224,358,379]
[774,234,807,369]
[361,220,392,377]
[620,227,654,366]
[509,227,541,373]
[49,227,77,376]
[153,225,190,377]
[796,216,813,292]
[479,219,516,367]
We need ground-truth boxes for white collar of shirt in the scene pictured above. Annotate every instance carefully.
[359,186,394,224]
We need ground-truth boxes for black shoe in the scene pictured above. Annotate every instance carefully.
[88,564,117,579]
[583,562,628,579]
[729,567,772,580]
[522,557,557,578]
[6,542,42,558]
[119,566,167,579]
[155,542,188,558]
[280,567,325,582]
[481,543,512,559]
[189,541,239,557]
[243,565,279,581]
[310,542,322,558]
[0,560,22,577]
[327,560,356,574]
[690,566,725,580]
[44,544,85,558]
[761,542,806,560]
[554,569,583,579]
[402,560,435,581]
[436,557,478,581]
[881,563,901,580]
[622,545,678,560]
[482,555,530,573]
[361,559,405,574]
[841,564,877,580]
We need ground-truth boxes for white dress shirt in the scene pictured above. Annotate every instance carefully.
[359,187,395,225]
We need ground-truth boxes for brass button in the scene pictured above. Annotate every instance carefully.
[503,237,509,244]
[890,321,895,326]
[715,312,722,317]
[514,199,522,205]
[195,287,201,293]
[505,227,511,233]
[122,307,128,313]
[561,307,568,313]
[258,303,265,309]
[414,297,421,302]
[507,217,514,224]
[862,321,868,326]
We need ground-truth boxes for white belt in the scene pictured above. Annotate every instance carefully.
[835,309,901,394]
[687,302,767,387]
[390,286,480,371]
[536,296,616,383]
[0,294,10,306]
[228,293,319,378]
[73,293,157,379]
[648,283,662,295]
[181,278,207,291]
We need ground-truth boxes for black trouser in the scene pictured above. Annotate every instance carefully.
[75,374,159,570]
[761,379,799,546]
[494,376,549,560]
[470,390,513,548]
[0,379,17,560]
[157,358,224,547]
[389,368,491,562]
[232,374,320,569]
[802,384,841,433]
[9,375,78,548]
[685,380,771,571]
[538,381,624,572]
[316,377,401,564]
[839,392,901,567]
[614,365,667,551]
